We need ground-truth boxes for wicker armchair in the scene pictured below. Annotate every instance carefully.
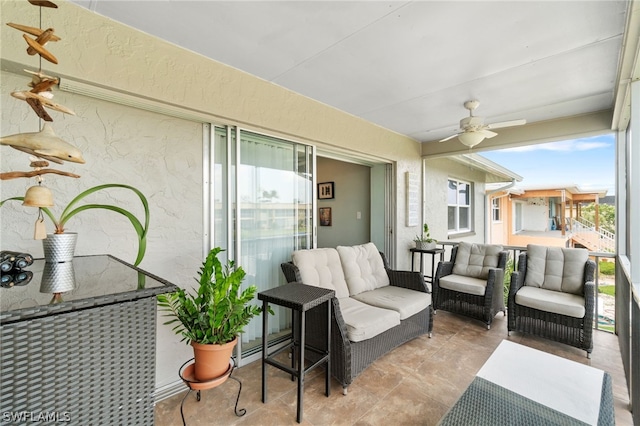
[508,244,596,357]
[433,242,507,329]
[281,251,432,394]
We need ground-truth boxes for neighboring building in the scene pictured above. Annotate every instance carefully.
[488,185,613,252]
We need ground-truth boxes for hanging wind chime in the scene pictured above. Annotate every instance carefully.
[0,0,85,239]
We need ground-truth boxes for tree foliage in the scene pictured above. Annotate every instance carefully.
[581,203,615,234]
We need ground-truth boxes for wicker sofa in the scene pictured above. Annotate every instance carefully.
[281,242,432,394]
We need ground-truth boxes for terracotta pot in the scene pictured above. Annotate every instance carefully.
[191,337,237,382]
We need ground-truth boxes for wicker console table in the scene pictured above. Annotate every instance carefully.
[0,255,177,425]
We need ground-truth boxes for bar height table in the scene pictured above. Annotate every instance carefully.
[410,247,445,284]
[258,283,334,423]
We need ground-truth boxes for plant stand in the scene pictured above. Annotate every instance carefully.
[178,357,245,425]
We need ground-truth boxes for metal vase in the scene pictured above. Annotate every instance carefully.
[40,261,76,294]
[42,233,78,263]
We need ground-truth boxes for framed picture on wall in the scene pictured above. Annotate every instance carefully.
[318,182,335,199]
[319,207,332,226]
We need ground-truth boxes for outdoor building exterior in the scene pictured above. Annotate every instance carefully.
[487,185,614,252]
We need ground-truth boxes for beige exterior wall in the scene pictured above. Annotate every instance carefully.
[489,195,509,245]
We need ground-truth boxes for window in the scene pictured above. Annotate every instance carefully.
[492,198,501,222]
[448,178,471,233]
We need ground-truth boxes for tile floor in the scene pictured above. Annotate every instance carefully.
[155,311,633,425]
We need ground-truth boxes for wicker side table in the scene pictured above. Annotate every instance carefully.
[258,283,334,423]
[410,247,445,284]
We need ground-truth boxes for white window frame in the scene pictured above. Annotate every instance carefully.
[492,197,502,222]
[448,178,472,234]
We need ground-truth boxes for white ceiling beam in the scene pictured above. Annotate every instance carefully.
[421,109,613,158]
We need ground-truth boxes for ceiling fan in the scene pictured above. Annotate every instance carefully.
[439,100,526,148]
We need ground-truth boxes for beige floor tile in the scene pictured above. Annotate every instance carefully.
[155,310,633,425]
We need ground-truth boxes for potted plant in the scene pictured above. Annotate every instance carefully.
[157,247,267,382]
[0,183,149,265]
[414,223,437,250]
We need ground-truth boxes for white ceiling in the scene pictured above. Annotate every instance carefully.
[71,1,630,144]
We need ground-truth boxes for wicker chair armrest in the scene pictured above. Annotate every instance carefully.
[497,250,509,270]
[432,261,454,307]
[281,261,302,284]
[435,261,454,280]
[584,259,596,283]
[330,297,351,347]
[510,252,527,295]
[484,267,505,300]
[583,280,596,322]
[388,269,429,293]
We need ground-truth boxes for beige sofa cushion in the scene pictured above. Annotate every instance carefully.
[524,244,588,295]
[337,242,390,296]
[352,286,431,320]
[452,242,503,279]
[438,274,487,296]
[515,286,586,318]
[338,297,400,342]
[292,248,350,299]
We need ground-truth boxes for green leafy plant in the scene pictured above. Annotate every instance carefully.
[157,247,267,345]
[0,183,149,266]
[414,223,435,243]
[503,256,515,306]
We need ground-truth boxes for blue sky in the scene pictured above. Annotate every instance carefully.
[481,133,616,196]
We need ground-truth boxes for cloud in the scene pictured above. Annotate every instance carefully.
[500,136,613,153]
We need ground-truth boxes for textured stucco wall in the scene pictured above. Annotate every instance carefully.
[0,0,424,392]
[424,157,488,245]
[0,0,423,262]
[1,71,202,389]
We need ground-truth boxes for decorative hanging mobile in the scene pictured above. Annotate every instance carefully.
[0,0,85,239]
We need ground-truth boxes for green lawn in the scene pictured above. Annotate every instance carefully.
[599,285,615,296]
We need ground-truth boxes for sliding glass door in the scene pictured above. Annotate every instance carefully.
[210,126,314,365]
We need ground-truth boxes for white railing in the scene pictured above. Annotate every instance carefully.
[571,218,615,253]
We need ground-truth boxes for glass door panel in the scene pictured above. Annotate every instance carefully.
[235,130,314,361]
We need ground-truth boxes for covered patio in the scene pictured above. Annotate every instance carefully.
[155,311,632,425]
[1,1,638,425]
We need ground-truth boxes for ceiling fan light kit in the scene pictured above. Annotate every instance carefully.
[457,131,486,148]
[439,100,526,148]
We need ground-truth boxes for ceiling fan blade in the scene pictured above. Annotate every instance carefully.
[486,119,526,130]
[439,133,460,142]
[479,129,498,139]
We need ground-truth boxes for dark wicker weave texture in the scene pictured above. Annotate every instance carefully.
[508,252,596,356]
[433,245,507,328]
[280,252,431,391]
[258,282,334,311]
[1,297,157,425]
[438,375,613,426]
